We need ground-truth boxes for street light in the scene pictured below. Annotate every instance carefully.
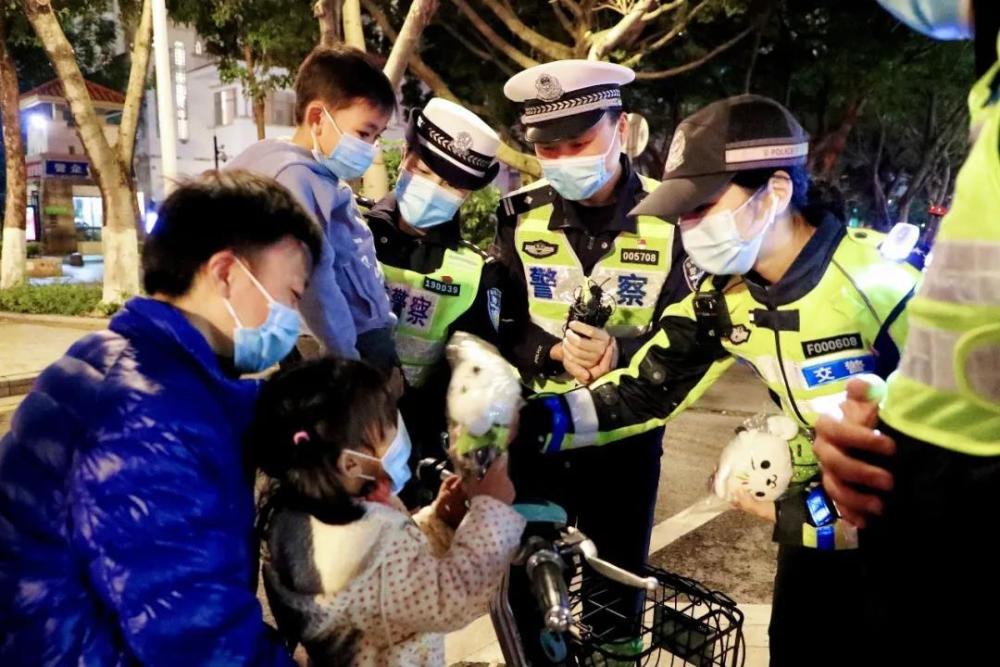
[213,135,228,170]
[151,0,178,196]
[28,113,49,131]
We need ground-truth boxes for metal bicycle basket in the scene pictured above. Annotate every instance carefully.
[565,563,746,667]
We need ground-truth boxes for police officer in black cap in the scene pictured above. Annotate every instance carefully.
[492,60,698,660]
[366,98,504,508]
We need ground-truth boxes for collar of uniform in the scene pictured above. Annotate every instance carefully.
[743,213,847,306]
[547,155,641,234]
[367,192,462,251]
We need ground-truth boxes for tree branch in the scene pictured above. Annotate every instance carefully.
[361,0,539,176]
[477,0,573,60]
[383,0,440,86]
[635,24,755,79]
[588,0,657,61]
[441,21,516,77]
[549,0,577,40]
[449,0,539,69]
[314,0,341,47]
[622,0,710,67]
[557,0,584,22]
[642,0,685,22]
[22,0,120,181]
[116,0,152,166]
[343,0,366,50]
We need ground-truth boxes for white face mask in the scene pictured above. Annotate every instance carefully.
[680,187,779,276]
[342,412,412,494]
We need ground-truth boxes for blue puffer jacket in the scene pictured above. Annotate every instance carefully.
[0,298,293,666]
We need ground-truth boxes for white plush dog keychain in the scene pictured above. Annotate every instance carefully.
[713,414,797,502]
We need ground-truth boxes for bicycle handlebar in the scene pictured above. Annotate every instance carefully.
[526,549,572,633]
[577,539,661,591]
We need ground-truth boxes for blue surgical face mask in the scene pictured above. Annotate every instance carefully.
[395,170,465,229]
[538,130,620,201]
[223,259,301,373]
[312,107,377,180]
[876,0,972,40]
[345,412,413,494]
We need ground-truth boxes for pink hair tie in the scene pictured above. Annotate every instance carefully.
[292,431,310,446]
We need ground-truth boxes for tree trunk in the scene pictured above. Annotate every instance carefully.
[242,46,266,140]
[382,0,439,86]
[342,0,390,198]
[871,119,892,231]
[117,0,152,168]
[1,11,27,289]
[587,0,656,61]
[314,0,341,47]
[342,0,366,50]
[102,179,141,304]
[24,0,141,301]
[743,19,764,93]
[812,94,867,179]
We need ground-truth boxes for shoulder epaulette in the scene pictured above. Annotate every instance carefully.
[458,238,491,261]
[499,181,557,219]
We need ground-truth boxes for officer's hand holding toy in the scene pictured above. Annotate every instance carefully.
[712,415,797,521]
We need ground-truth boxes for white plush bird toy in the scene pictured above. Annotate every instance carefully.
[713,415,797,503]
[445,333,523,478]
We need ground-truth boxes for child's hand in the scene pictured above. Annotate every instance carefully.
[464,455,515,505]
[434,475,468,529]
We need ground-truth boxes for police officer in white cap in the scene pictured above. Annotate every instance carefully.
[492,60,698,660]
[366,98,504,507]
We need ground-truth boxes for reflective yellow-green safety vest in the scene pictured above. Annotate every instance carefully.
[582,228,918,481]
[881,42,1000,454]
[514,176,677,392]
[699,230,918,482]
[382,247,483,388]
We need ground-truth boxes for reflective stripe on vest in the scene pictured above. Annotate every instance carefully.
[882,45,1000,454]
[382,247,483,388]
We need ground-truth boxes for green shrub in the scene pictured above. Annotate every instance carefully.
[460,186,501,250]
[0,283,117,317]
[26,242,42,258]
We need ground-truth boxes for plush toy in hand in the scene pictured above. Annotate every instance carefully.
[713,415,797,503]
[445,332,523,479]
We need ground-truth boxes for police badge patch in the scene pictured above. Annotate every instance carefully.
[522,240,559,259]
[683,257,707,292]
[487,287,502,333]
[450,131,473,157]
[535,73,563,102]
[728,324,751,345]
[665,130,687,173]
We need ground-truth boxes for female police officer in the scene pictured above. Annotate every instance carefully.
[514,94,920,666]
[365,98,503,506]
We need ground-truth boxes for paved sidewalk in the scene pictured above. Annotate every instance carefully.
[0,315,106,380]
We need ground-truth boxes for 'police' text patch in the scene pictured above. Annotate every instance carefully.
[801,333,863,359]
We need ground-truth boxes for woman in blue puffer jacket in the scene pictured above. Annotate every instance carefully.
[0,171,323,666]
